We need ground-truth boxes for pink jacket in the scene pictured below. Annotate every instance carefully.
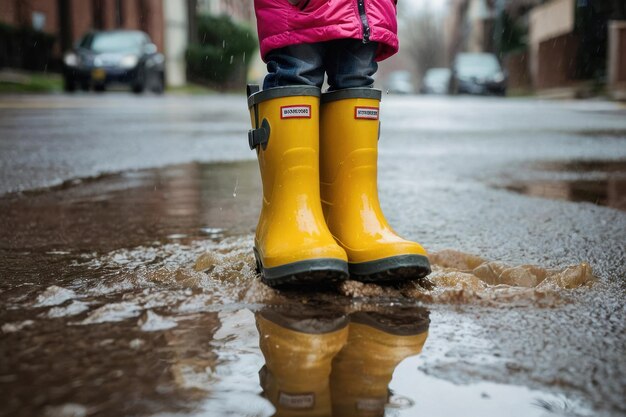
[254,0,398,62]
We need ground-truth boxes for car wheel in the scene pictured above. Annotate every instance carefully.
[132,67,146,94]
[132,82,145,94]
[63,76,76,93]
[80,81,90,92]
[448,78,459,95]
[150,72,165,94]
[94,84,106,92]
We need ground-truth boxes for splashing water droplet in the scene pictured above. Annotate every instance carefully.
[233,178,239,198]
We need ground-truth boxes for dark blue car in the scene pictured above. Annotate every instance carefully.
[62,30,165,94]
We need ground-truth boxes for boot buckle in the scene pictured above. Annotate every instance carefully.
[248,118,271,150]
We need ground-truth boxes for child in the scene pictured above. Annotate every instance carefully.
[247,0,431,287]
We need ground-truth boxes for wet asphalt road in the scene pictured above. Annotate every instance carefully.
[0,93,625,417]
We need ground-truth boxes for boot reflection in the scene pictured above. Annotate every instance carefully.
[256,307,350,417]
[330,307,430,417]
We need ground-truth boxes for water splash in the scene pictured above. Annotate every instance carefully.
[139,310,177,332]
[339,249,595,305]
[19,236,599,330]
[35,286,76,307]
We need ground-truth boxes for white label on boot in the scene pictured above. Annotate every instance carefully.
[354,106,379,120]
[281,105,311,119]
[278,391,315,409]
[356,397,386,411]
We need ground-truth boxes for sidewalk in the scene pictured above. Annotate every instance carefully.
[0,68,62,93]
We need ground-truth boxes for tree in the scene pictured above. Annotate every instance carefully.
[400,7,447,80]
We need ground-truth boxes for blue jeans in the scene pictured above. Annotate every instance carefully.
[263,39,378,91]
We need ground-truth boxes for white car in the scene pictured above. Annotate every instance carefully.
[386,71,415,94]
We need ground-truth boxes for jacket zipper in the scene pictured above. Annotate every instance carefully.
[356,0,371,43]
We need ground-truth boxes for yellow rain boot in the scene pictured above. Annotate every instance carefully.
[319,88,431,282]
[248,85,349,287]
[255,307,349,417]
[330,307,430,417]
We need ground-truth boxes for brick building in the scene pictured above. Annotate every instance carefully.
[197,0,254,23]
[0,0,164,61]
[444,0,626,94]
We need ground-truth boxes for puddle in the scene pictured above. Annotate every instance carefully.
[499,160,626,210]
[0,234,602,416]
[0,160,622,417]
[0,161,260,255]
[572,129,626,138]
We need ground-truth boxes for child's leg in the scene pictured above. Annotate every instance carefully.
[325,39,378,91]
[263,43,326,89]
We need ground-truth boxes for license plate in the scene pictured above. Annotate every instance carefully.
[91,68,106,81]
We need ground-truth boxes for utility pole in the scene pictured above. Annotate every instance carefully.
[163,0,189,87]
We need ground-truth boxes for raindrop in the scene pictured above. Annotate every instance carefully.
[243,52,246,63]
[229,55,234,64]
[222,40,226,48]
[233,178,239,198]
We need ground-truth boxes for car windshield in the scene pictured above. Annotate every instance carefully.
[82,32,145,53]
[455,54,501,78]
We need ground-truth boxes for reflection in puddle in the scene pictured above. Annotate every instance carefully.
[0,161,260,257]
[256,304,429,417]
[253,304,592,417]
[501,160,626,211]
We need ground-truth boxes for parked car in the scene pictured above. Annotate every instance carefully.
[385,71,415,94]
[450,53,507,96]
[63,30,165,94]
[420,68,452,95]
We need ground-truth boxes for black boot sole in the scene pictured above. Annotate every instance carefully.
[254,248,349,288]
[349,254,431,284]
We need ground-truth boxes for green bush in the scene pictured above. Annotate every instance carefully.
[498,11,527,55]
[0,22,56,71]
[0,22,17,69]
[186,14,257,90]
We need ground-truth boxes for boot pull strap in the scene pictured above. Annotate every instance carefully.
[248,118,270,150]
[247,84,270,151]
[247,84,260,97]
